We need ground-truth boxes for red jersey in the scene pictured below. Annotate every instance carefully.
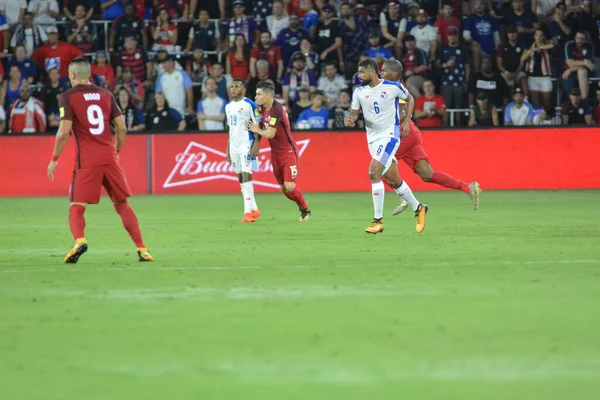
[434,16,461,47]
[251,44,282,70]
[415,94,445,127]
[31,42,84,78]
[260,101,297,155]
[59,84,123,168]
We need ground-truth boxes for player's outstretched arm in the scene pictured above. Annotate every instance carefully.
[47,120,73,181]
[113,115,127,153]
[247,121,277,139]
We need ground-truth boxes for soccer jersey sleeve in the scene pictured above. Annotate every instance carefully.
[110,92,123,119]
[267,104,282,127]
[58,91,73,121]
[393,81,410,101]
[351,88,361,111]
[244,98,261,123]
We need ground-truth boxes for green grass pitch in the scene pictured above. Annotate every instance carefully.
[1,190,599,399]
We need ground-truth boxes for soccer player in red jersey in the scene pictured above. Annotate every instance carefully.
[47,57,153,263]
[380,59,481,214]
[247,81,311,221]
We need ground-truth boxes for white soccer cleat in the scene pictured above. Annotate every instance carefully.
[392,200,409,216]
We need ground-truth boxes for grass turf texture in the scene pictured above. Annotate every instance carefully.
[1,191,599,399]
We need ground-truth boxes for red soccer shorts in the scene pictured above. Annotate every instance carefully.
[396,123,430,171]
[69,163,132,204]
[271,151,299,185]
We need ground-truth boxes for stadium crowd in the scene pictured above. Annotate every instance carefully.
[0,0,598,133]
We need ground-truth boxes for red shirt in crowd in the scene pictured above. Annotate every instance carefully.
[251,44,282,71]
[32,42,84,78]
[227,51,249,80]
[434,16,461,46]
[415,94,446,127]
[91,63,115,86]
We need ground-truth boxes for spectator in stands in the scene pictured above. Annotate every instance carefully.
[157,0,192,20]
[502,0,540,47]
[28,0,59,29]
[185,10,221,57]
[316,4,343,68]
[497,26,528,93]
[469,56,510,108]
[328,89,354,129]
[544,3,572,69]
[62,0,95,21]
[266,0,289,39]
[276,12,310,67]
[302,1,319,38]
[0,0,27,27]
[563,31,595,101]
[290,85,312,124]
[91,51,114,88]
[594,82,600,123]
[8,85,46,133]
[561,87,592,125]
[414,80,446,127]
[112,66,144,105]
[0,12,8,56]
[250,31,283,82]
[288,39,318,72]
[564,0,597,40]
[197,76,226,131]
[32,26,83,78]
[533,104,561,125]
[468,92,499,127]
[66,4,97,54]
[317,62,348,108]
[201,62,232,101]
[110,3,148,53]
[116,36,153,88]
[152,8,178,53]
[10,12,48,56]
[401,35,429,97]
[398,3,425,46]
[533,0,560,24]
[464,0,500,72]
[339,2,370,79]
[504,87,535,126]
[380,0,402,57]
[100,0,126,20]
[252,0,273,24]
[147,91,186,131]
[153,49,184,76]
[410,9,437,60]
[435,3,461,47]
[0,66,25,109]
[365,33,393,68]
[521,28,554,108]
[297,90,329,129]
[186,49,211,85]
[247,59,281,100]
[224,0,260,48]
[41,67,68,128]
[7,46,37,83]
[117,87,146,132]
[155,56,194,117]
[282,53,317,105]
[437,26,468,125]
[226,33,250,81]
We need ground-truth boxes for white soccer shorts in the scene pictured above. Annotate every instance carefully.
[230,152,258,174]
[369,136,400,174]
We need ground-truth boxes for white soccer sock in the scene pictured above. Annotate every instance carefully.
[394,180,420,212]
[240,182,256,213]
[372,180,385,219]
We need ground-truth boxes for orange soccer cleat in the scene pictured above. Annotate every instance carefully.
[241,213,256,223]
[415,204,428,234]
[250,209,261,219]
[365,219,384,234]
[64,238,88,264]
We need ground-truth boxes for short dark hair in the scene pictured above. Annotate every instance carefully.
[232,78,246,87]
[325,61,337,68]
[384,59,403,77]
[311,90,324,98]
[358,58,379,72]
[404,34,416,42]
[256,80,275,94]
[23,11,33,18]
[260,30,272,38]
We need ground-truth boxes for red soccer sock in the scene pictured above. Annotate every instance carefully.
[114,201,145,248]
[68,205,86,240]
[431,171,470,193]
[284,188,308,210]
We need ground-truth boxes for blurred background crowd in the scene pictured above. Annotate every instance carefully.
[0,0,598,134]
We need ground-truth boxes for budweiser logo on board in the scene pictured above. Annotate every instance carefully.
[163,140,310,189]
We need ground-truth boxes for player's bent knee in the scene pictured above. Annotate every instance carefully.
[282,182,295,193]
[240,173,252,183]
[70,202,88,208]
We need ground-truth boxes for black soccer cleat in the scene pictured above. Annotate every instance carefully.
[298,208,311,222]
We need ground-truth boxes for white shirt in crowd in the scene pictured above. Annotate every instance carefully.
[27,0,59,26]
[266,14,290,39]
[10,26,48,56]
[0,0,27,25]
[410,24,437,55]
[317,74,348,108]
[198,96,226,131]
[155,69,194,115]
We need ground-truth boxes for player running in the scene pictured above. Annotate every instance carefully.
[247,81,311,222]
[380,59,481,215]
[47,57,153,263]
[226,79,261,223]
[344,58,427,234]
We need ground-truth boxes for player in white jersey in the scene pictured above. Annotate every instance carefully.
[344,58,427,234]
[225,79,261,223]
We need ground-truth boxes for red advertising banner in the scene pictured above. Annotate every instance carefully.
[1,128,599,198]
[0,135,148,198]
